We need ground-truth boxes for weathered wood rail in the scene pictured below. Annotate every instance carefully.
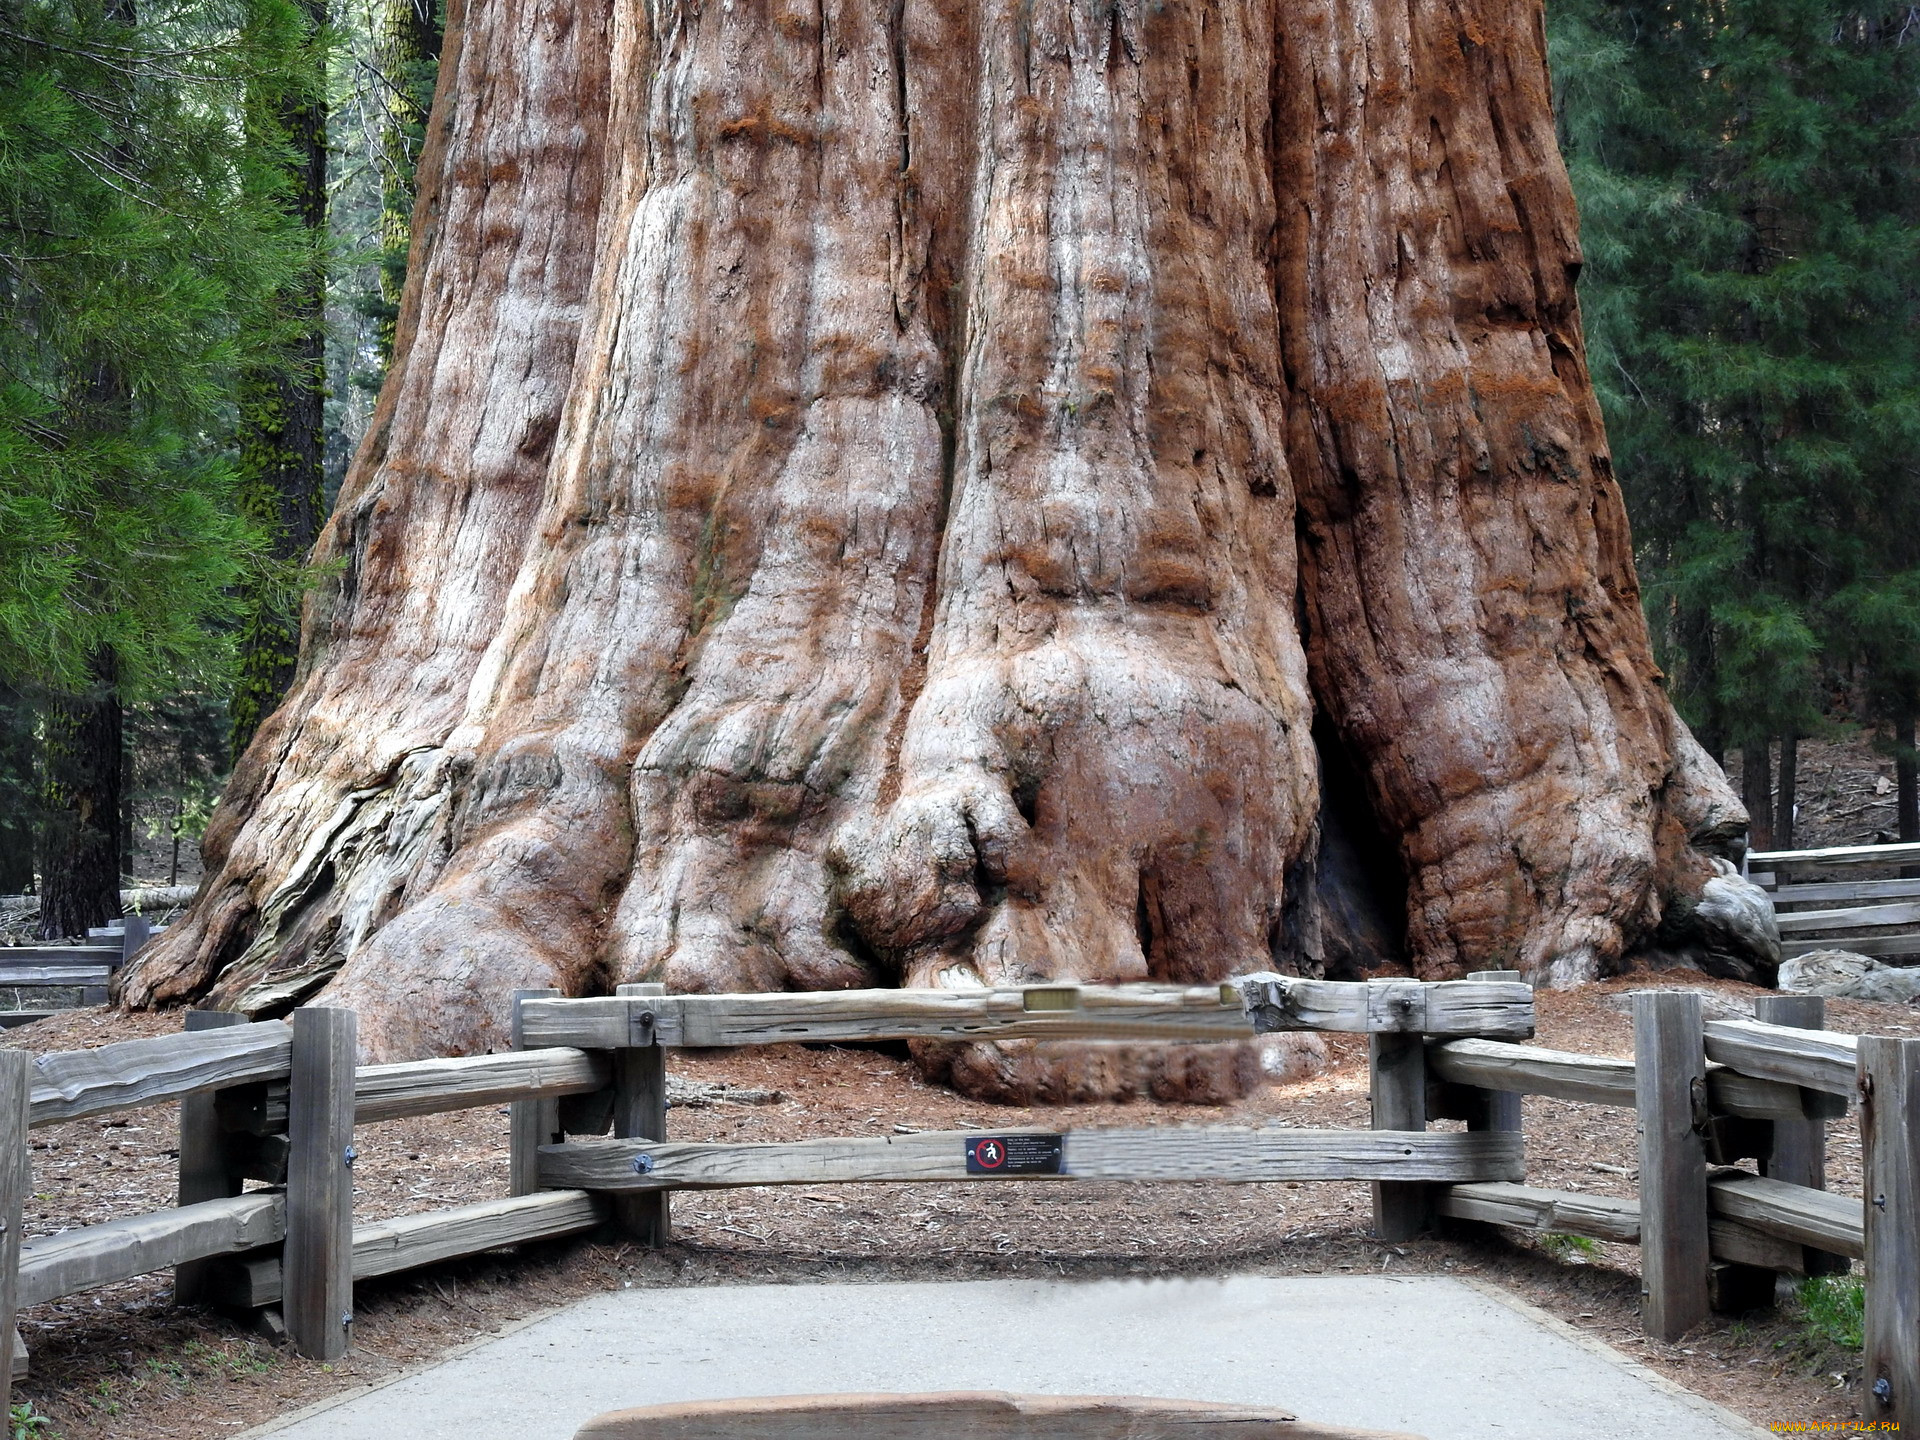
[0,968,1912,1433]
[1748,840,1920,960]
[0,916,163,1026]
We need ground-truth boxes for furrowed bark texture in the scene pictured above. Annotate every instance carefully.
[1269,0,1752,986]
[121,0,1769,1097]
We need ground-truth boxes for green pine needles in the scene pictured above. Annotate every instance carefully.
[0,0,319,702]
[1551,0,1920,770]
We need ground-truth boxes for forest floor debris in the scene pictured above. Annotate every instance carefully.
[2,974,1914,1438]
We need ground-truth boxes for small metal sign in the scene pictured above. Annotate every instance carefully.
[965,1134,1063,1175]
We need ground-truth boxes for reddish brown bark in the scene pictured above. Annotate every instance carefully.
[121,0,1774,1094]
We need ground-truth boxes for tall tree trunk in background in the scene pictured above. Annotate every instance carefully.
[1775,732,1797,852]
[375,0,441,363]
[230,0,328,759]
[0,682,36,894]
[1898,713,1919,845]
[39,650,121,937]
[121,0,1769,1092]
[1742,743,1775,853]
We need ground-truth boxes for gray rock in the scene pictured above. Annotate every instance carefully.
[1854,967,1920,1004]
[1693,869,1782,970]
[1604,986,1754,1023]
[1778,949,1920,1003]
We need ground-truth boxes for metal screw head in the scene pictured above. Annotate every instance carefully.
[631,1153,655,1175]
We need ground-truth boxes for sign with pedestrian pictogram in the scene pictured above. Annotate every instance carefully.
[964,1134,1063,1175]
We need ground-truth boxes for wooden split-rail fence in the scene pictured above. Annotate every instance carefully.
[1748,839,1920,962]
[0,916,163,1026]
[0,973,1913,1431]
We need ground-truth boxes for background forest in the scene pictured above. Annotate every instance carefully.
[0,0,1915,936]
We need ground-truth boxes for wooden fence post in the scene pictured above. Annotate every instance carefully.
[1860,1035,1920,1435]
[1755,993,1847,1278]
[119,914,151,965]
[1371,1025,1428,1242]
[1463,971,1524,1135]
[1635,989,1710,1341]
[0,1048,29,1415]
[174,1010,246,1305]
[284,1007,356,1363]
[1424,971,1522,1242]
[611,983,668,1246]
[510,989,561,1197]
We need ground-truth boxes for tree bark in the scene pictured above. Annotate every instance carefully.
[1741,742,1774,855]
[1898,712,1919,845]
[39,650,122,938]
[0,683,38,895]
[374,0,441,363]
[120,0,1766,1092]
[1775,732,1797,852]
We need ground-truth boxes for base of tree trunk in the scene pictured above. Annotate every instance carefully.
[912,1033,1331,1107]
[117,0,1777,1100]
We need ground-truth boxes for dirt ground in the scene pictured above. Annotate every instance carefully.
[3,974,1914,1439]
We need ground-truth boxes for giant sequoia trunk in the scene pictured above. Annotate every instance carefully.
[120,0,1776,1093]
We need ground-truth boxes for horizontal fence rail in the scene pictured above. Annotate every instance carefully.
[521,985,1260,1049]
[200,1191,609,1309]
[1235,974,1535,1038]
[1434,1173,1868,1265]
[19,1194,285,1309]
[355,1048,610,1125]
[1748,840,1920,870]
[30,1022,293,1128]
[1427,1037,1841,1121]
[1765,877,1920,906]
[1776,902,1920,934]
[519,976,1537,1051]
[1702,1019,1858,1098]
[536,1128,1527,1192]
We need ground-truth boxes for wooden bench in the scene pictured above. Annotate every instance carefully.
[571,1393,1423,1439]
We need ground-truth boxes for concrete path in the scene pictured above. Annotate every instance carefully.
[245,1275,1764,1440]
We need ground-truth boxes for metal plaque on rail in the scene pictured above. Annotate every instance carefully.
[965,1134,1063,1175]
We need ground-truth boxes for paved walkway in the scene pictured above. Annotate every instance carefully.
[245,1274,1765,1440]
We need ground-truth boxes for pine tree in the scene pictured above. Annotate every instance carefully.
[231,0,329,759]
[0,0,313,928]
[1551,0,1920,843]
